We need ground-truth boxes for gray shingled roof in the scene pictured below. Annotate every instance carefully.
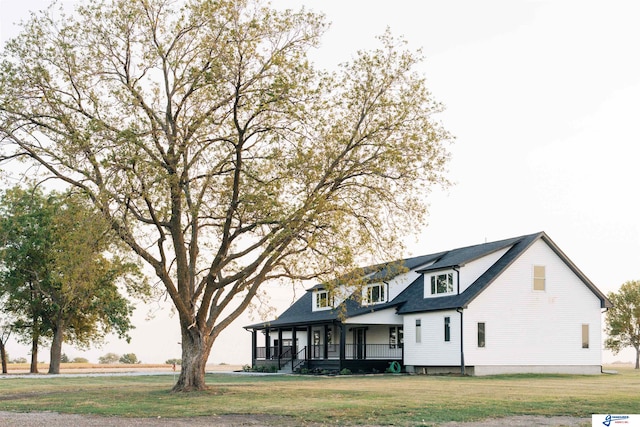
[245,231,611,330]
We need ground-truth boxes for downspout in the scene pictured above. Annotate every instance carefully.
[601,307,609,374]
[457,308,465,375]
[454,266,465,375]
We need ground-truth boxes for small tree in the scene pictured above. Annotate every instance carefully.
[605,280,640,369]
[71,357,88,363]
[99,352,120,364]
[119,353,140,364]
[60,353,70,363]
[0,186,150,374]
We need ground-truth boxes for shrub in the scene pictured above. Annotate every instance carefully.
[165,358,182,365]
[119,353,140,364]
[99,353,120,364]
[71,357,89,363]
[339,368,352,375]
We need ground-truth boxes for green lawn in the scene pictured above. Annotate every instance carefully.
[1,367,638,425]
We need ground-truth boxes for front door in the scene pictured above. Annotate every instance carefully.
[354,328,366,359]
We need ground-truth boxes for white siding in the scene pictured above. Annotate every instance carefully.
[345,307,403,325]
[403,310,460,366]
[459,247,511,292]
[463,239,603,368]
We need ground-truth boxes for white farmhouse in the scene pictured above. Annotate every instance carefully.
[245,232,611,375]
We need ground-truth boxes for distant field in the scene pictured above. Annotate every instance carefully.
[2,362,243,373]
[1,365,638,426]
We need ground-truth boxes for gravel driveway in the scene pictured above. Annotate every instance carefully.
[0,412,591,426]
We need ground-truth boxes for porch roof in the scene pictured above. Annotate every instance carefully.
[244,290,404,330]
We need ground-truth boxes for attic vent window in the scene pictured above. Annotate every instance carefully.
[430,273,454,295]
[533,265,546,291]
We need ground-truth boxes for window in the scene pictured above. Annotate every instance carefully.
[533,265,545,291]
[582,324,589,349]
[366,283,386,304]
[477,322,485,348]
[444,316,451,342]
[389,326,403,349]
[415,319,422,343]
[316,290,331,309]
[430,273,454,295]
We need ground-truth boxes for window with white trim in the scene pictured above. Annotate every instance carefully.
[477,322,485,348]
[444,316,451,342]
[430,273,454,295]
[582,324,589,349]
[389,326,403,349]
[365,283,386,304]
[315,290,331,309]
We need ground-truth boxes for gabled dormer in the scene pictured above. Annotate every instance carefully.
[312,286,333,311]
[362,282,388,305]
[423,270,456,298]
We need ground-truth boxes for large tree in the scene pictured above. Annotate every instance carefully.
[0,0,451,390]
[605,280,640,369]
[0,186,147,374]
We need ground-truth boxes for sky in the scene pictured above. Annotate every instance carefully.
[1,0,639,365]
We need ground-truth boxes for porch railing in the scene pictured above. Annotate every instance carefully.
[255,344,402,361]
[345,344,402,360]
[291,346,307,371]
[255,345,294,360]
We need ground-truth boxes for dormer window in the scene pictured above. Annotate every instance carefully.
[365,283,386,304]
[430,273,454,295]
[315,290,332,309]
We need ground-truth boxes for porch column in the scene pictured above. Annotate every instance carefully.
[306,325,312,360]
[265,328,271,359]
[251,330,257,364]
[278,329,283,358]
[323,324,329,359]
[339,323,345,361]
[292,328,297,358]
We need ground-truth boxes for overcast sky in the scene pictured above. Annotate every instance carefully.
[1,0,639,365]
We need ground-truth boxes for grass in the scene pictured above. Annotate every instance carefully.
[1,366,639,425]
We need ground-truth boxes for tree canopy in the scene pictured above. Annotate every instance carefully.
[0,186,149,373]
[605,280,640,369]
[0,0,452,390]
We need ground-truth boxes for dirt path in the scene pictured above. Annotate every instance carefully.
[0,412,592,426]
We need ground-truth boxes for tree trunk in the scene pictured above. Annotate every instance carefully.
[30,313,39,374]
[635,345,639,370]
[172,321,213,392]
[30,337,39,374]
[0,340,7,374]
[48,322,64,374]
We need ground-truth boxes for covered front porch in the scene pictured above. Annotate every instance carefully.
[247,321,403,373]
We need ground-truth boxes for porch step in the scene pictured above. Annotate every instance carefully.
[278,360,293,374]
